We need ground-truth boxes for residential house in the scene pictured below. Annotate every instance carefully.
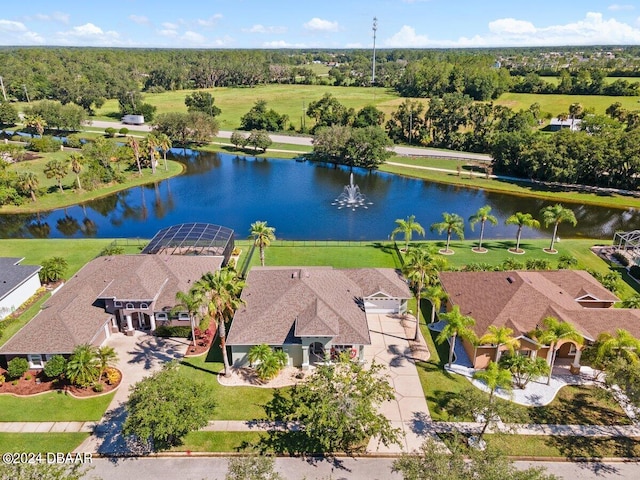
[227,267,411,368]
[0,258,41,320]
[438,270,640,372]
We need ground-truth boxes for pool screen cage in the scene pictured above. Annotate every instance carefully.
[142,223,235,264]
[613,230,640,265]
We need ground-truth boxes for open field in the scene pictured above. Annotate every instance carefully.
[495,92,640,116]
[0,392,114,422]
[0,433,90,453]
[93,85,402,131]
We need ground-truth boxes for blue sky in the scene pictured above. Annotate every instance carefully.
[2,1,640,48]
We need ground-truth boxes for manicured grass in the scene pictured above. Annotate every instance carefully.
[171,431,263,452]
[3,158,184,213]
[200,143,306,160]
[494,92,640,117]
[0,433,90,453]
[0,293,49,348]
[0,391,114,422]
[93,85,402,131]
[179,342,286,421]
[381,158,640,210]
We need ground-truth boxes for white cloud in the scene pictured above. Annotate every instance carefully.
[303,17,338,32]
[56,23,120,45]
[158,29,178,38]
[196,14,222,28]
[182,31,206,44]
[21,31,45,43]
[0,19,27,32]
[129,15,150,25]
[262,40,307,48]
[244,24,287,34]
[345,42,363,48]
[32,12,70,23]
[162,22,179,30]
[609,4,634,11]
[385,12,640,47]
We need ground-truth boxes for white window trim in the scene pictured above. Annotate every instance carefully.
[140,303,149,309]
[156,312,168,320]
[125,303,134,309]
[28,354,43,369]
[114,301,122,308]
[178,312,190,320]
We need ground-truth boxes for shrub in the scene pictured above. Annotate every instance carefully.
[65,134,83,148]
[93,383,104,393]
[105,367,121,385]
[612,251,631,267]
[119,127,129,136]
[11,380,18,386]
[11,135,23,142]
[44,355,67,379]
[27,136,62,152]
[194,327,203,339]
[104,127,116,138]
[198,316,210,331]
[525,259,551,270]
[232,247,241,256]
[0,374,5,385]
[99,244,125,256]
[7,357,29,379]
[155,325,192,338]
[24,374,32,381]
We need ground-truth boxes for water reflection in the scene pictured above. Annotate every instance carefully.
[0,151,638,240]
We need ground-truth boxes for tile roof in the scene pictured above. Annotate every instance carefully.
[227,267,410,346]
[0,254,223,355]
[439,270,639,341]
[0,257,41,301]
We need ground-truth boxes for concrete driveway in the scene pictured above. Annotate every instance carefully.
[364,314,433,454]
[75,331,189,455]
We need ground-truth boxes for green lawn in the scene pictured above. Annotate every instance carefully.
[381,157,640,210]
[0,433,89,453]
[171,431,263,452]
[495,92,640,117]
[0,293,49,348]
[93,85,402,131]
[0,391,114,422]
[3,157,184,214]
[179,342,286,421]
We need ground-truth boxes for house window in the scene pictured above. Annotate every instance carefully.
[27,354,43,369]
[114,301,122,308]
[125,303,134,310]
[568,344,577,356]
[178,313,190,320]
[140,303,149,309]
[156,312,167,320]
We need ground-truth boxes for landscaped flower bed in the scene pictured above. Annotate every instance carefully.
[0,367,121,398]
[185,327,217,357]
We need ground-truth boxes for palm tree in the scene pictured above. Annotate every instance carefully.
[173,288,205,347]
[569,103,583,130]
[25,114,46,137]
[469,206,497,252]
[391,215,425,252]
[248,344,272,367]
[403,244,440,340]
[505,212,540,254]
[156,133,172,171]
[66,344,100,388]
[96,346,119,380]
[249,221,276,267]
[472,362,513,442]
[67,153,85,190]
[17,171,39,202]
[143,134,159,175]
[128,136,143,175]
[540,204,577,253]
[256,349,288,381]
[430,212,464,254]
[479,326,521,363]
[594,329,640,366]
[196,269,246,377]
[436,305,476,368]
[424,284,446,324]
[43,159,68,193]
[621,295,640,309]
[536,316,584,385]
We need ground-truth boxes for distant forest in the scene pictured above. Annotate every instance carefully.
[0,46,639,110]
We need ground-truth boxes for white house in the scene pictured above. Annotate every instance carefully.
[0,258,41,320]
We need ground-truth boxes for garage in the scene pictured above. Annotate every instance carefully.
[363,292,407,314]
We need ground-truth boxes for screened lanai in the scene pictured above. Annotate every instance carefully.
[142,223,235,264]
[613,230,640,265]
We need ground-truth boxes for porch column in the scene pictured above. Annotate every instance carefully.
[570,348,582,375]
[530,349,537,360]
[302,345,309,370]
[125,314,133,331]
[149,314,156,331]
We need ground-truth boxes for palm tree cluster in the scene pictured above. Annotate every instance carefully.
[247,344,288,382]
[173,267,246,377]
[65,344,118,388]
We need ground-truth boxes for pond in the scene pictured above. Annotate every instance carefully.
[0,150,638,241]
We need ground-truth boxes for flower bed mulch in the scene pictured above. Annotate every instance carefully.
[0,368,121,398]
[184,335,215,357]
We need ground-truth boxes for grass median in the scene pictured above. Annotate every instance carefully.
[0,433,90,454]
[0,391,115,422]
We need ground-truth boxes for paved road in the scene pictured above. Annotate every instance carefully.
[85,120,491,161]
[87,457,640,480]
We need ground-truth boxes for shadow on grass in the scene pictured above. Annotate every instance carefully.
[545,435,636,472]
[370,241,403,269]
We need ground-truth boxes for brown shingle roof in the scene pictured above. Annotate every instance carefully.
[0,254,223,355]
[228,267,409,347]
[439,270,635,341]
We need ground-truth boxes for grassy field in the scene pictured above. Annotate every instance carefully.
[93,85,402,131]
[0,391,114,422]
[171,431,262,452]
[495,92,640,116]
[382,157,640,210]
[2,155,183,214]
[0,433,90,453]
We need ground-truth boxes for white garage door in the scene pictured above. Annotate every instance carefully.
[364,297,400,314]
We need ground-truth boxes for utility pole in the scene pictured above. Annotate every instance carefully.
[371,17,378,86]
[0,76,6,102]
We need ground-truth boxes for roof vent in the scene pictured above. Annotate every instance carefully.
[506,276,515,284]
[292,271,299,279]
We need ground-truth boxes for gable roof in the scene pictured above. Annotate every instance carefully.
[227,267,410,347]
[439,270,630,341]
[0,254,223,355]
[0,257,41,301]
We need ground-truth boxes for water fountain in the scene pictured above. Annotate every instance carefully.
[331,173,372,211]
